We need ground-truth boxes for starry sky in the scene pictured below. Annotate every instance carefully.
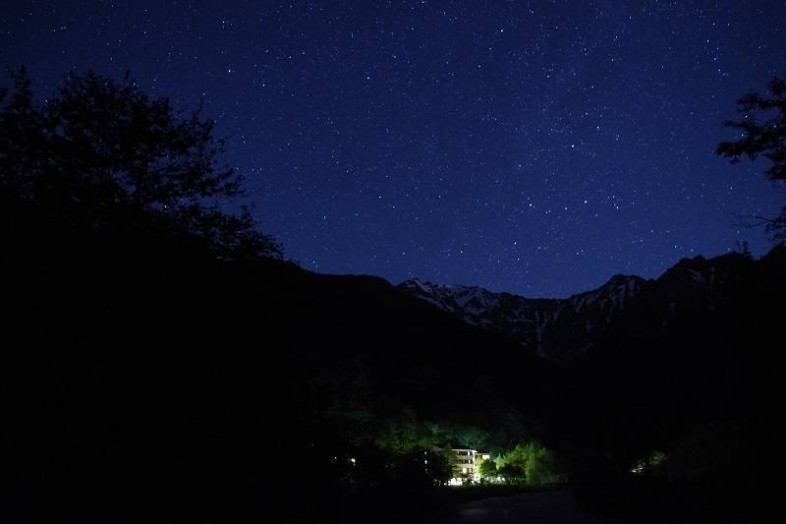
[2,1,785,298]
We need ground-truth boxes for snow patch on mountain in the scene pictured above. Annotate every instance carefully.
[398,274,647,361]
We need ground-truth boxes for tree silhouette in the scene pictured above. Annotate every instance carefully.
[0,67,281,259]
[717,74,786,243]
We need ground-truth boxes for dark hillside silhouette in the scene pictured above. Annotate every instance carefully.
[2,230,535,521]
[1,71,537,521]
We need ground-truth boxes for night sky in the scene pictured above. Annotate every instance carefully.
[2,1,784,298]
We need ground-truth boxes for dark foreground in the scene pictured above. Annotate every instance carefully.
[440,489,751,524]
[442,490,620,523]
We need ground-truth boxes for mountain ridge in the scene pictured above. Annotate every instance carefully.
[397,249,781,362]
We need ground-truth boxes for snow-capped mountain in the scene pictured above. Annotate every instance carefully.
[397,247,786,362]
[398,273,647,361]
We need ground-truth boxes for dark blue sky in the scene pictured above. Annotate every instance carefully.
[3,1,784,297]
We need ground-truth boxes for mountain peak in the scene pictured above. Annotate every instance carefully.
[397,252,762,362]
[397,272,645,361]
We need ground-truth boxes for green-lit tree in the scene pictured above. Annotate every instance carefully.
[0,67,281,259]
[372,407,442,456]
[478,455,499,480]
[518,441,563,485]
[494,442,564,486]
[717,74,786,243]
